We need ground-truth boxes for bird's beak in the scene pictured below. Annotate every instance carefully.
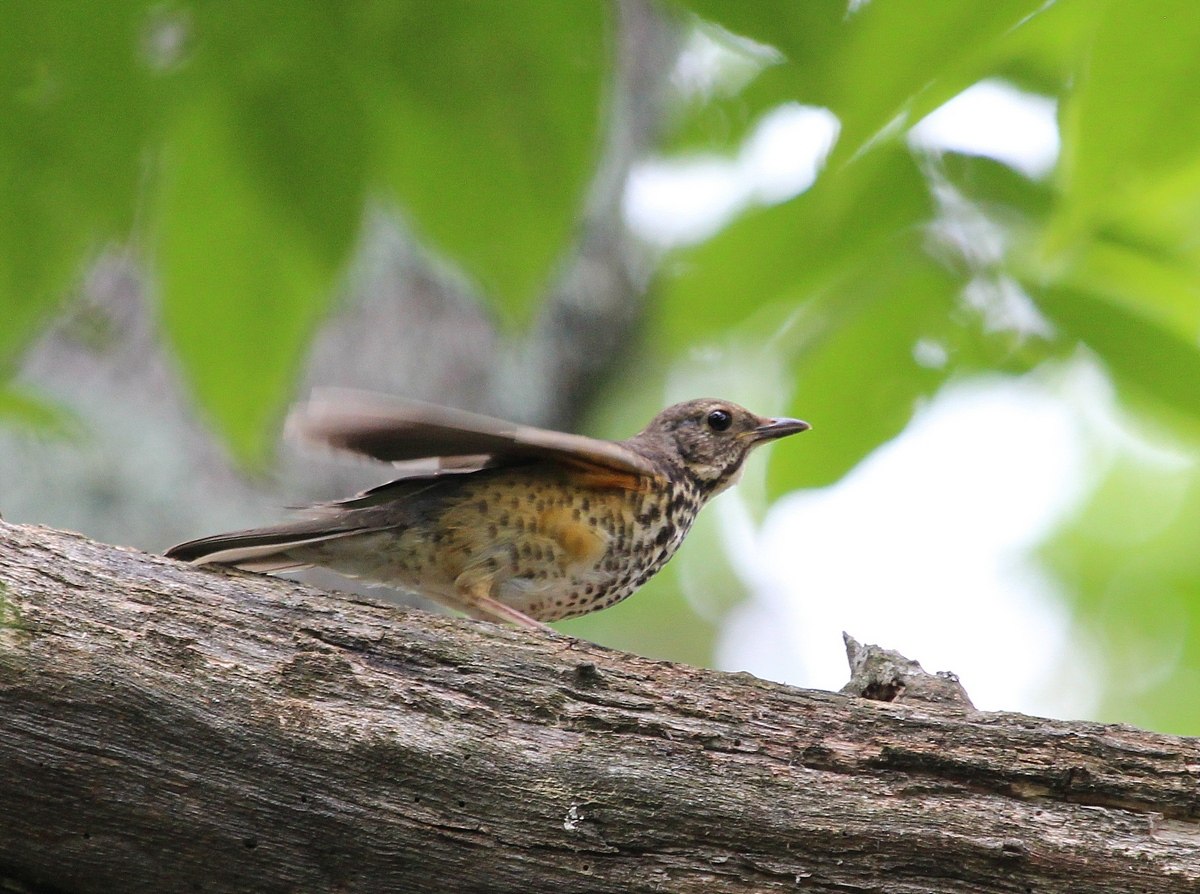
[751,416,811,442]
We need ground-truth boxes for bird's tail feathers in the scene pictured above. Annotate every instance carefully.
[165,524,373,572]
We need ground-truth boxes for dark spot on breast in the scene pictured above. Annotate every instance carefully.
[477,499,488,514]
[654,527,671,546]
[638,503,662,524]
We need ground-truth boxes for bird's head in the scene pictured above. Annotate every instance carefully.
[635,399,810,494]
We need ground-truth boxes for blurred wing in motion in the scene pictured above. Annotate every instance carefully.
[288,389,663,482]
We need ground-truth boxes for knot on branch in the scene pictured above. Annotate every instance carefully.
[840,633,974,708]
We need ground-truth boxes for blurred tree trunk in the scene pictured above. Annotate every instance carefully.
[1,521,1196,894]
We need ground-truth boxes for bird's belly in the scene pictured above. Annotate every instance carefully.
[438,475,688,622]
[492,516,686,623]
[314,473,693,623]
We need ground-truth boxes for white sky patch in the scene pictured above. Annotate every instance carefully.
[670,22,783,102]
[910,79,1060,179]
[714,373,1104,719]
[912,337,949,369]
[626,79,1056,249]
[742,105,839,204]
[623,159,750,247]
[962,275,1057,339]
[624,104,839,248]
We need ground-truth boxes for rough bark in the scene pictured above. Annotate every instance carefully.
[1,521,1197,894]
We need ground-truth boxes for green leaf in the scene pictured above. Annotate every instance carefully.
[821,0,1052,163]
[1036,3,1200,425]
[0,1,155,367]
[655,144,933,350]
[156,93,342,467]
[939,152,1054,223]
[1048,238,1200,346]
[1058,0,1200,222]
[680,0,1052,162]
[1042,450,1200,736]
[766,249,967,496]
[985,0,1094,97]
[1034,286,1200,424]
[678,0,844,81]
[187,4,369,271]
[361,2,608,321]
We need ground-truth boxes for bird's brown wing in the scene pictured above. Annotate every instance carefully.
[287,389,664,487]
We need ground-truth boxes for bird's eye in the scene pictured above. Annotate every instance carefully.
[706,409,733,432]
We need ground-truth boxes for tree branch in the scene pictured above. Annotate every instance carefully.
[1,522,1197,893]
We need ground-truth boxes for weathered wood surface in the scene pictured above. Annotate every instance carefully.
[0,521,1197,893]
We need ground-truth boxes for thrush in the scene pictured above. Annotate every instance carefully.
[167,391,810,629]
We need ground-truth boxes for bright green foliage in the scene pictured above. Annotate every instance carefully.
[1042,451,1200,733]
[652,0,1200,734]
[362,3,606,320]
[155,91,343,464]
[663,2,1200,471]
[656,145,934,349]
[1034,0,1200,427]
[681,0,1050,162]
[0,1,155,368]
[655,6,1061,494]
[1,2,605,462]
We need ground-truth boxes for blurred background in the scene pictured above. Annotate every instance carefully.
[4,1,1200,735]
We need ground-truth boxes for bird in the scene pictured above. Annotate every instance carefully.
[166,390,810,630]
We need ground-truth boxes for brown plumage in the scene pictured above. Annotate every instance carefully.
[167,391,810,629]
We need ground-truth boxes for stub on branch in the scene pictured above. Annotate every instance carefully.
[840,632,975,708]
